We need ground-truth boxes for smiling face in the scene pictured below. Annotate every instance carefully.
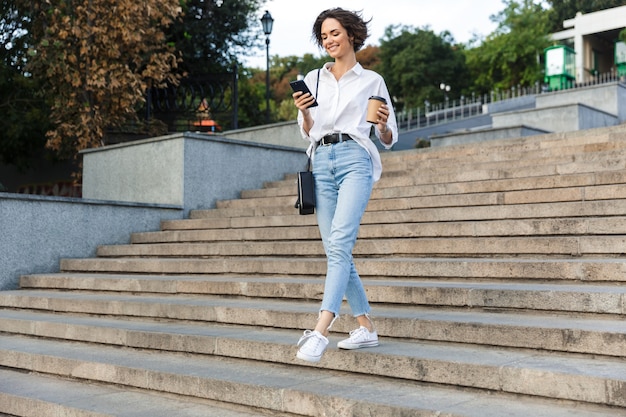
[320,18,354,60]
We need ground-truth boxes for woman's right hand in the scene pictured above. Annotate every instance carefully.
[293,91,316,112]
[293,91,315,135]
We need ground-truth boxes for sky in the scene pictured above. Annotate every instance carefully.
[244,0,507,68]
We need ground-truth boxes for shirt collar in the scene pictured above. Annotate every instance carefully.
[322,62,363,77]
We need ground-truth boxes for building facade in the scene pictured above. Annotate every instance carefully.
[550,5,626,83]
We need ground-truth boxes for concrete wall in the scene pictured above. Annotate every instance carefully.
[219,121,307,149]
[0,194,182,290]
[536,82,626,121]
[431,125,549,147]
[83,134,185,206]
[483,95,536,114]
[2,132,310,290]
[82,132,308,216]
[395,114,493,150]
[492,103,618,132]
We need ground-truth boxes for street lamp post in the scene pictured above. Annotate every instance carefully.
[440,83,450,103]
[261,10,274,124]
[440,83,450,122]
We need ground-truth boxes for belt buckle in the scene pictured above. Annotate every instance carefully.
[322,132,347,146]
[324,133,341,146]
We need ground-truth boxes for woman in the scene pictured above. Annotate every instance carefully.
[292,7,398,363]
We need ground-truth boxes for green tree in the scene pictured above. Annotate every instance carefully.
[234,67,266,127]
[169,0,266,75]
[298,53,330,74]
[243,53,327,125]
[0,65,50,170]
[464,0,551,94]
[377,25,469,109]
[1,0,30,72]
[0,1,50,170]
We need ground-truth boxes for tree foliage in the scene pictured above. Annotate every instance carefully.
[256,53,327,123]
[232,67,265,127]
[1,0,30,72]
[0,1,50,169]
[23,0,182,157]
[377,25,469,109]
[168,0,265,75]
[464,0,551,94]
[357,45,381,69]
[0,63,49,170]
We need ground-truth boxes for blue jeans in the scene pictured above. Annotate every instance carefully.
[313,140,374,318]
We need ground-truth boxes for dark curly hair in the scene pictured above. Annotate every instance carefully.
[312,8,371,52]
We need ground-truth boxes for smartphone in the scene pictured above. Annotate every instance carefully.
[290,80,318,108]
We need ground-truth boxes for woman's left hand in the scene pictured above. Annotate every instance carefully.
[376,104,391,139]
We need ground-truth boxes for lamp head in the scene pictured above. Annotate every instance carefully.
[261,10,274,36]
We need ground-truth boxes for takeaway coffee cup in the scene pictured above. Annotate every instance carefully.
[367,96,387,123]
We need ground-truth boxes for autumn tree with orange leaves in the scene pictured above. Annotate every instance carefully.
[23,0,182,157]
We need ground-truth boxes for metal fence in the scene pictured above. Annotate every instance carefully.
[396,70,624,133]
[145,70,238,132]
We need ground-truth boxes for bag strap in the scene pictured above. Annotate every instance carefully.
[309,68,322,158]
[315,68,320,99]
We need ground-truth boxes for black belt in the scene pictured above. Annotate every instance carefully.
[321,133,354,146]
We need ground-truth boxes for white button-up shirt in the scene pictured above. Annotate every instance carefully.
[297,62,398,182]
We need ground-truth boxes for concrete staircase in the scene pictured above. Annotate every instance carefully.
[2,125,626,416]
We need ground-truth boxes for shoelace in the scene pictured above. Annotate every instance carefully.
[348,327,369,341]
[297,330,320,347]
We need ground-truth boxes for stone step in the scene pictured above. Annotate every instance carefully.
[6,125,626,417]
[382,143,626,178]
[244,128,626,194]
[97,235,626,257]
[251,142,626,189]
[3,314,626,411]
[381,127,626,165]
[381,159,626,195]
[369,139,626,174]
[373,173,626,204]
[251,130,624,197]
[188,203,300,219]
[0,369,268,417]
[0,333,620,417]
[1,291,625,356]
[193,168,626,219]
[216,157,626,210]
[240,167,626,203]
[19,273,626,315]
[156,217,626,241]
[217,174,626,211]
[57,257,626,283]
[284,148,625,194]
[170,199,626,234]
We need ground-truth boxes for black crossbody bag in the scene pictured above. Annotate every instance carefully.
[295,157,315,215]
[295,70,321,215]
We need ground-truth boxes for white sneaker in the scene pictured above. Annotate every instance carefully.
[296,330,329,362]
[337,326,379,350]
